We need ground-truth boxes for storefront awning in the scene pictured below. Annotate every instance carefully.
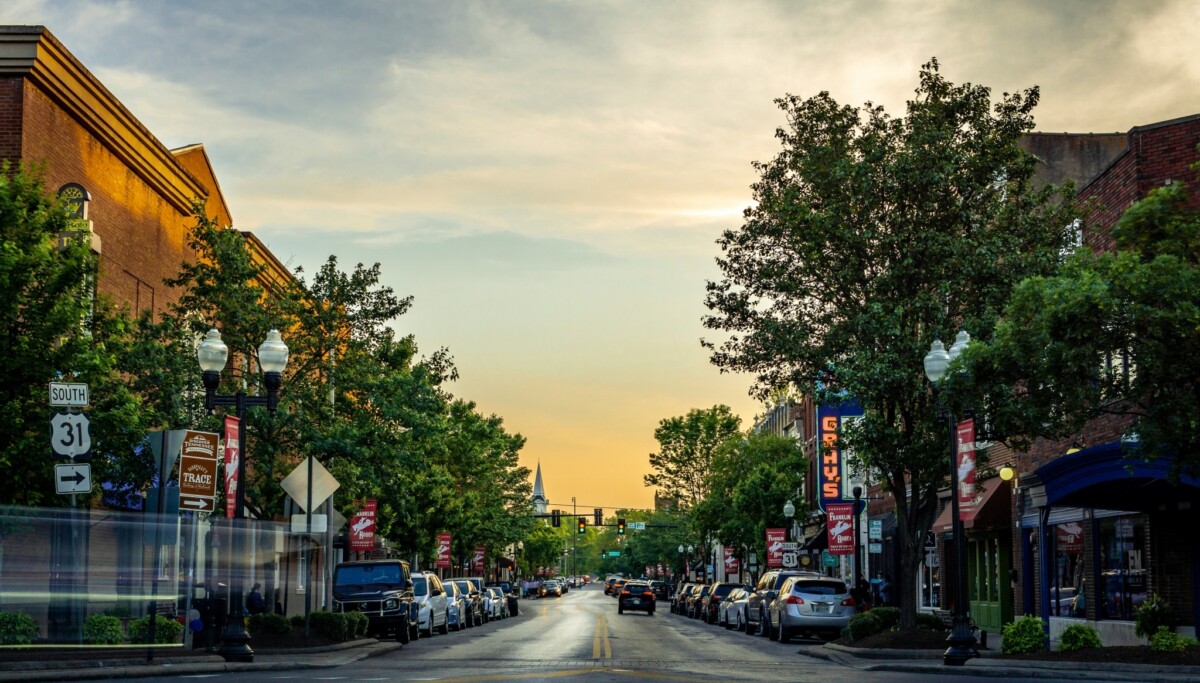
[934,478,1011,533]
[1031,440,1200,513]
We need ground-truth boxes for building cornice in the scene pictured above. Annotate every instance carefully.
[0,26,205,213]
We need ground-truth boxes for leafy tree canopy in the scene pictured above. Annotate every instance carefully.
[643,405,741,509]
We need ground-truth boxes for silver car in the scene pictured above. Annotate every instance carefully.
[444,580,471,631]
[413,572,450,636]
[766,576,856,642]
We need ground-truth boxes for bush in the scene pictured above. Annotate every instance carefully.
[347,611,368,638]
[83,614,125,645]
[870,607,901,630]
[847,611,884,641]
[915,612,948,631]
[0,611,38,646]
[1135,594,1177,640]
[1001,615,1045,655]
[1058,623,1102,652]
[248,613,291,635]
[127,615,184,644]
[1149,626,1199,653]
[310,612,356,642]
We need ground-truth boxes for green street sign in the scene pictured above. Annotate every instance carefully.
[607,551,621,557]
[822,550,837,568]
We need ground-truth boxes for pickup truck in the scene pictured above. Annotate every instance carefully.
[332,559,420,643]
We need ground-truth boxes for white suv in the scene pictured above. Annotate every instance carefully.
[413,571,450,636]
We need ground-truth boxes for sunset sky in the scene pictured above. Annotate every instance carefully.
[4,1,1199,510]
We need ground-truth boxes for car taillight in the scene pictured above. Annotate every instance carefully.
[784,595,805,605]
[621,590,631,595]
[841,597,855,606]
[643,591,654,599]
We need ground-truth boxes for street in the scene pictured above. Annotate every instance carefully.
[63,584,1106,683]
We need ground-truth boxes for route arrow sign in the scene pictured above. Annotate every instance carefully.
[55,463,91,494]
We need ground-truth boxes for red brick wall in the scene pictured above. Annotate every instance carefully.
[1079,117,1200,251]
[14,78,197,320]
[0,76,22,162]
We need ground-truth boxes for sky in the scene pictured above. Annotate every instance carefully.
[4,1,1200,511]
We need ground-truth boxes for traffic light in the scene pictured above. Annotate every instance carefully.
[552,510,560,527]
[594,508,603,526]
[577,517,587,534]
[617,518,626,535]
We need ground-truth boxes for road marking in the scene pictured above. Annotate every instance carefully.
[592,611,611,659]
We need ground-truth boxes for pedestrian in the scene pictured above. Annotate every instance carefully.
[853,578,872,610]
[246,583,267,615]
[879,575,893,607]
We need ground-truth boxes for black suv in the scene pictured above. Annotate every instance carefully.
[332,559,419,643]
[617,581,656,615]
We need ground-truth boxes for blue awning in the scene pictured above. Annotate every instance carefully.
[1034,440,1200,512]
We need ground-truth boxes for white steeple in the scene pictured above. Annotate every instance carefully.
[532,462,548,514]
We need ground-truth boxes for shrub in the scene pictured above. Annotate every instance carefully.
[1058,623,1102,652]
[870,607,900,630]
[1149,626,1199,653]
[847,611,884,641]
[310,612,355,642]
[1135,594,1177,640]
[1001,615,1045,655]
[0,611,38,646]
[915,612,947,631]
[347,611,368,638]
[83,614,125,645]
[248,613,291,635]
[127,615,184,644]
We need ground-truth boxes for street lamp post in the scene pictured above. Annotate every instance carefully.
[783,499,796,543]
[852,485,862,596]
[198,328,289,663]
[924,331,979,666]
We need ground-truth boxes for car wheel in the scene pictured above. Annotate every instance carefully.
[769,616,780,641]
[439,612,450,635]
[777,624,790,644]
[648,609,655,616]
[761,611,772,638]
[397,623,411,644]
[618,605,624,614]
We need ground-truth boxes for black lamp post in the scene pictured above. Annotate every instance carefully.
[852,485,862,594]
[924,330,979,666]
[198,327,289,663]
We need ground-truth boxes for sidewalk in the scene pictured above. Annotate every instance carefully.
[800,642,1200,682]
[0,639,401,682]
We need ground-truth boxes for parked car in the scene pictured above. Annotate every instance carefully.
[766,575,856,642]
[718,587,751,629]
[745,570,820,635]
[443,580,470,631]
[413,571,450,637]
[452,579,485,626]
[700,582,741,624]
[484,587,509,620]
[671,582,695,614]
[618,581,656,615]
[486,581,521,616]
[649,580,669,601]
[687,584,711,619]
[331,559,420,643]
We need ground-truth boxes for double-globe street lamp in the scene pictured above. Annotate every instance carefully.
[678,544,694,582]
[924,330,979,666]
[197,327,289,663]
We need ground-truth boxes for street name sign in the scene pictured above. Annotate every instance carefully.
[49,382,89,407]
[55,463,91,494]
[50,412,91,458]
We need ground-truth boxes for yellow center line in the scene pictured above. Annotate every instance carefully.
[592,611,611,659]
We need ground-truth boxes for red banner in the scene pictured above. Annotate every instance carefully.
[472,545,486,573]
[827,502,855,556]
[957,419,977,521]
[349,500,377,552]
[436,533,452,568]
[766,528,786,568]
[723,547,740,575]
[223,416,239,519]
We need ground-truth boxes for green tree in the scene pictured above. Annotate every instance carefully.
[702,60,1076,627]
[694,432,806,568]
[643,405,741,509]
[0,163,147,506]
[969,156,1200,477]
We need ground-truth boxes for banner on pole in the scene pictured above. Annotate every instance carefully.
[766,528,786,568]
[222,416,239,518]
[436,533,452,568]
[827,502,855,556]
[349,500,377,551]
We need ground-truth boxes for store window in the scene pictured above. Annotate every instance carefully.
[1050,521,1086,617]
[919,555,940,609]
[1098,514,1146,621]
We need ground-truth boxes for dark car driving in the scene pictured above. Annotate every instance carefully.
[618,581,656,615]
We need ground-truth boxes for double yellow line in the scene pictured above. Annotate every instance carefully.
[592,612,611,659]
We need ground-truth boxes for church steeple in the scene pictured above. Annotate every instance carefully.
[531,462,548,514]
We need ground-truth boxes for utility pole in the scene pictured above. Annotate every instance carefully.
[572,496,577,579]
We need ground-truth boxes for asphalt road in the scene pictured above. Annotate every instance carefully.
[66,584,1097,682]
